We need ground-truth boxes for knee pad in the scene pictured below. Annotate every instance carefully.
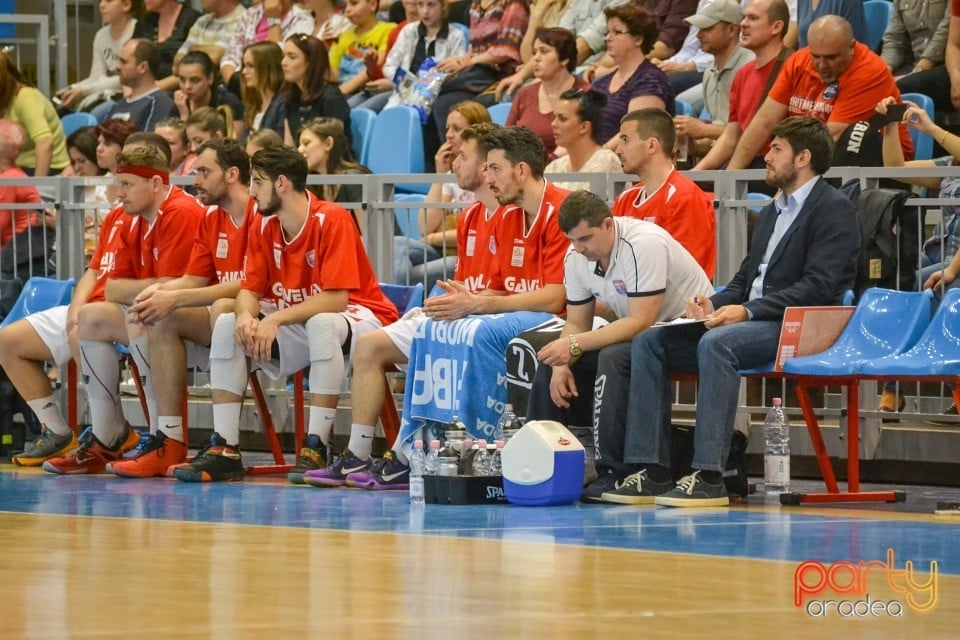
[209,313,238,361]
[306,313,349,362]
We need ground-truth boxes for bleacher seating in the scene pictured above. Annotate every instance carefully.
[489,103,510,126]
[350,108,376,166]
[367,106,427,194]
[60,112,98,138]
[863,0,892,51]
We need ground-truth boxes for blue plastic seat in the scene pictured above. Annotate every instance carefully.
[899,92,935,160]
[60,112,99,138]
[859,287,960,377]
[380,282,424,315]
[0,277,75,329]
[393,192,427,239]
[782,288,933,376]
[350,107,376,166]
[675,100,695,117]
[367,106,427,194]
[863,0,892,51]
[746,192,771,212]
[488,103,511,126]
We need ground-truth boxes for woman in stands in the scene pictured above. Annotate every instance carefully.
[544,88,621,190]
[505,27,587,157]
[590,4,674,149]
[281,34,351,146]
[132,0,201,88]
[240,42,286,136]
[54,0,143,112]
[245,128,283,157]
[95,118,139,202]
[298,117,370,231]
[184,106,235,155]
[66,126,110,260]
[172,51,245,138]
[154,117,193,175]
[0,52,70,177]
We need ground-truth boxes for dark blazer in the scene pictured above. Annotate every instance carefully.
[711,177,860,322]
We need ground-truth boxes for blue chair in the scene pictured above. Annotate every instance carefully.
[0,0,14,40]
[489,103,511,126]
[380,282,425,315]
[675,100,696,117]
[746,192,771,213]
[0,277,75,329]
[863,0,892,51]
[393,192,427,240]
[450,22,469,41]
[899,92,935,160]
[350,107,377,166]
[367,106,427,194]
[782,288,933,376]
[60,112,99,138]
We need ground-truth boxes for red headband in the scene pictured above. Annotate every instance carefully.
[116,163,170,185]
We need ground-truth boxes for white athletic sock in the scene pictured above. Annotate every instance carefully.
[27,395,70,436]
[212,403,241,446]
[348,424,375,460]
[158,416,184,443]
[308,407,337,444]
[129,335,158,435]
[80,340,124,447]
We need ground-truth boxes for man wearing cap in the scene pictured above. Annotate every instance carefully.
[674,0,755,156]
[42,145,204,474]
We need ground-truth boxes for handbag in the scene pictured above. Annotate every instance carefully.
[439,63,501,95]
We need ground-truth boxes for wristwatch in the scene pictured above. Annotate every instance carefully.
[568,334,582,360]
[266,18,281,27]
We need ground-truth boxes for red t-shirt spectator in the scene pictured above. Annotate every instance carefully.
[0,166,41,247]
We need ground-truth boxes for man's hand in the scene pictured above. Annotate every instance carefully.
[549,366,578,409]
[56,86,84,109]
[705,304,749,328]
[252,315,279,363]
[538,335,575,367]
[653,59,694,75]
[422,280,478,320]
[674,115,709,138]
[685,294,714,319]
[235,312,259,355]
[495,72,524,101]
[129,285,179,325]
[925,266,957,291]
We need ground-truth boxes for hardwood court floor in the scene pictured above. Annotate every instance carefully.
[1,465,958,639]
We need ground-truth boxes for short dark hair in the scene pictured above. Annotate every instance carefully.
[534,27,578,74]
[124,132,172,165]
[460,121,499,146]
[132,39,161,78]
[198,138,251,185]
[97,119,140,147]
[558,190,612,233]
[479,126,547,179]
[621,108,676,159]
[250,145,308,191]
[770,116,834,175]
[604,4,659,56]
[765,0,791,39]
[560,89,608,144]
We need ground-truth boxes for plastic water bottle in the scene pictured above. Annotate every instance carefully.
[490,440,505,476]
[472,439,490,476]
[409,440,426,504]
[764,398,790,494]
[460,437,475,475]
[425,439,440,475]
[494,404,519,441]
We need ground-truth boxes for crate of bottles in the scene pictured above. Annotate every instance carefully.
[423,474,507,505]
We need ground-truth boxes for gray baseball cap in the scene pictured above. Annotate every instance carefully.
[684,0,744,28]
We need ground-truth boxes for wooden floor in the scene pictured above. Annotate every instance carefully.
[1,467,958,638]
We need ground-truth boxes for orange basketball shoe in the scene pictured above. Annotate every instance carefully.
[42,427,141,475]
[107,432,187,478]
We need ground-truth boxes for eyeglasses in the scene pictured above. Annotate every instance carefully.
[606,28,631,38]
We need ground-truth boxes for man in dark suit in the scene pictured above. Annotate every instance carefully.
[594,116,860,507]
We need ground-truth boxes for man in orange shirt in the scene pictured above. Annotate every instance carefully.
[727,14,913,168]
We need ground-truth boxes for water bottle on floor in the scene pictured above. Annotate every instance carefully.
[764,398,790,495]
[409,440,426,504]
[490,440,505,476]
[472,439,490,476]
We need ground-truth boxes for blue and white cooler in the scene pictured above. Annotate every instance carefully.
[501,420,585,506]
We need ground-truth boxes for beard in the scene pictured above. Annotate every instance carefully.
[258,190,283,215]
[764,164,798,191]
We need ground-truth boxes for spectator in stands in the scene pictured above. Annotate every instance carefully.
[280,35,351,146]
[298,117,369,230]
[54,0,142,113]
[173,0,246,72]
[504,28,588,156]
[496,0,631,100]
[591,4,676,148]
[171,51,245,137]
[219,0,314,85]
[244,127,283,157]
[107,39,175,132]
[0,52,69,177]
[797,0,864,49]
[425,0,529,162]
[726,15,912,169]
[133,0,201,91]
[154,117,193,174]
[673,0,754,159]
[306,0,352,46]
[240,42,286,135]
[327,0,396,105]
[697,0,791,170]
[613,108,716,278]
[185,106,234,157]
[0,120,42,248]
[652,0,716,98]
[596,116,859,507]
[356,0,468,112]
[66,126,111,260]
[894,0,955,115]
[545,88,621,189]
[96,119,140,176]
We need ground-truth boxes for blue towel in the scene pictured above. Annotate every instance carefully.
[398,311,554,447]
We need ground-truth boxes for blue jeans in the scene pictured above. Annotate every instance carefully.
[625,321,781,472]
